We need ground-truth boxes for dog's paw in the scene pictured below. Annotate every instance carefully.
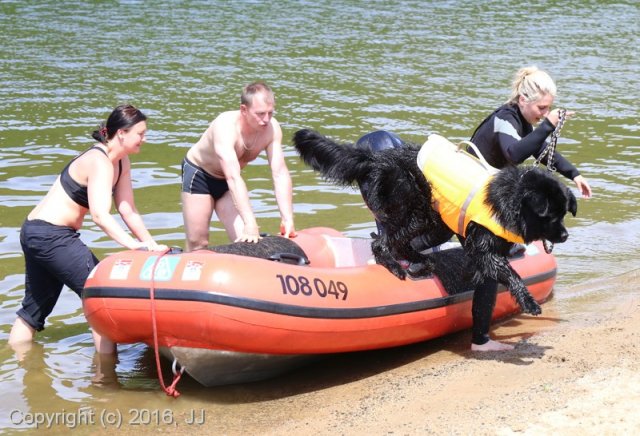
[407,262,434,279]
[393,268,408,280]
[520,297,542,315]
[386,263,407,280]
[376,258,408,280]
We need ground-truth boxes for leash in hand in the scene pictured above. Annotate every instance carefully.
[535,108,567,172]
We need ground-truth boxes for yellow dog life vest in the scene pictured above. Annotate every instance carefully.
[416,135,525,244]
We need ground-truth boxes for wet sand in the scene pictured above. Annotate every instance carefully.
[100,268,640,435]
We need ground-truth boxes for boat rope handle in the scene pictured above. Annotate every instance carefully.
[268,252,310,265]
[149,247,184,398]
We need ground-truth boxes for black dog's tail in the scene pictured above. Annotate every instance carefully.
[292,129,375,187]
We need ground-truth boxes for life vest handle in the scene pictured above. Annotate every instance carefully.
[457,140,500,175]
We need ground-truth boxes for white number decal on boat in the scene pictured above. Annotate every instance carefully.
[276,274,348,300]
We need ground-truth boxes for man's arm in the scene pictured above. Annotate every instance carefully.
[214,124,261,242]
[266,121,295,237]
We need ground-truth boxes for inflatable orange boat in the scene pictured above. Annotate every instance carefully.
[83,227,556,386]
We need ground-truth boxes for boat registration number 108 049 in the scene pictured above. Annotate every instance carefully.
[276,274,348,300]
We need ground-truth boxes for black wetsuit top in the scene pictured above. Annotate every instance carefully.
[60,146,122,208]
[469,103,579,180]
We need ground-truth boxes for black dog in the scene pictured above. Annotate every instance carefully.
[293,129,577,315]
[209,235,309,266]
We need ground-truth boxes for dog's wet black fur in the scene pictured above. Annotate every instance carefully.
[419,247,474,295]
[209,235,309,265]
[293,129,577,315]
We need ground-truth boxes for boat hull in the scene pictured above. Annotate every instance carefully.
[159,347,317,386]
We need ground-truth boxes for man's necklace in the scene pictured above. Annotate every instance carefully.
[240,129,260,151]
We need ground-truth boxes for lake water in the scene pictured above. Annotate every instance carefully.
[0,0,638,432]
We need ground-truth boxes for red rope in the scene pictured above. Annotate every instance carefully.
[148,248,184,398]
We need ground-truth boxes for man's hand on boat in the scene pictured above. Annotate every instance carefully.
[233,221,296,243]
[235,224,262,243]
[280,220,297,238]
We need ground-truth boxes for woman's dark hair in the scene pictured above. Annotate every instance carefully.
[92,104,147,144]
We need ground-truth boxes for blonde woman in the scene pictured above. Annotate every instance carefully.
[467,67,591,352]
[8,104,167,354]
[470,66,591,198]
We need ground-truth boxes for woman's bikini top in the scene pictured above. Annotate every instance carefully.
[59,146,122,209]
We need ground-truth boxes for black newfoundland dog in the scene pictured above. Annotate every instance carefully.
[293,129,577,315]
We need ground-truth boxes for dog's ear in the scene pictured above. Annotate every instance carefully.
[567,188,578,217]
[523,191,550,217]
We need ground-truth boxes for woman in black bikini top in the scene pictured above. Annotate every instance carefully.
[9,104,167,355]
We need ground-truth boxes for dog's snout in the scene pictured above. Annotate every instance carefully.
[558,229,569,243]
[547,227,569,244]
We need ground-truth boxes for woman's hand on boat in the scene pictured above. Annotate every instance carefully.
[135,240,169,251]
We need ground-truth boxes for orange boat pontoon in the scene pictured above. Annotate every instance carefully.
[83,227,557,386]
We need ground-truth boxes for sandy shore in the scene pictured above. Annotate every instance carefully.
[104,268,640,435]
[226,269,640,435]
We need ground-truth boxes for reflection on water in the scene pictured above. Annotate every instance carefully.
[0,341,95,429]
[0,0,638,431]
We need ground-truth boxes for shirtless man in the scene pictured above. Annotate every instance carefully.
[181,82,295,251]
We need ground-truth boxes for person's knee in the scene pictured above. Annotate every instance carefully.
[183,207,214,250]
[8,317,36,345]
[185,233,209,251]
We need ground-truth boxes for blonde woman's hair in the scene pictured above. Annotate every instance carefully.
[506,66,557,105]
